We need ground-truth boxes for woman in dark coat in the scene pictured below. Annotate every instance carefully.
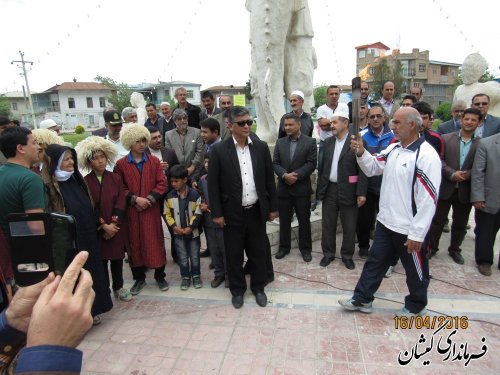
[45,144,112,322]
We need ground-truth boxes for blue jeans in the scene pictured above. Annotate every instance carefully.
[175,236,201,278]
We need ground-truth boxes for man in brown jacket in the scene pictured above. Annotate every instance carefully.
[427,108,483,264]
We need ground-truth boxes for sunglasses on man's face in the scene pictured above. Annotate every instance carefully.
[233,119,253,127]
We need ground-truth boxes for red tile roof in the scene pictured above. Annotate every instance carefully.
[354,42,390,51]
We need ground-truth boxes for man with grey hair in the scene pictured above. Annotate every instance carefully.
[122,107,138,124]
[174,87,201,129]
[277,90,314,138]
[160,102,175,133]
[164,108,203,176]
[437,101,466,134]
[340,107,441,316]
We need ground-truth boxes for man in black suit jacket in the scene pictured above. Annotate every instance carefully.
[208,106,278,309]
[317,108,368,269]
[273,113,317,262]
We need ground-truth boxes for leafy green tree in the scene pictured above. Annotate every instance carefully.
[0,95,11,117]
[313,84,328,107]
[435,102,452,121]
[371,57,405,100]
[245,78,253,101]
[162,95,176,108]
[94,75,133,112]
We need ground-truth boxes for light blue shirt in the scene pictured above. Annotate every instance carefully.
[458,132,473,169]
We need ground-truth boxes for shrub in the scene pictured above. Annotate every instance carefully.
[75,124,85,134]
[435,102,452,122]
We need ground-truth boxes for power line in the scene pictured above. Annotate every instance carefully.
[11,51,37,128]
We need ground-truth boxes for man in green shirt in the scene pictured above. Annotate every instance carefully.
[0,127,47,231]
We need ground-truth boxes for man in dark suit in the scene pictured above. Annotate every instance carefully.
[208,106,278,309]
[437,101,466,135]
[317,108,367,269]
[471,93,500,138]
[427,108,482,264]
[174,87,201,129]
[273,113,317,262]
[471,123,500,276]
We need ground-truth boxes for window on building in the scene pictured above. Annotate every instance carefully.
[68,98,75,109]
[52,101,60,112]
[186,90,194,99]
[86,97,93,108]
[12,102,18,111]
[440,66,448,76]
[358,50,366,58]
[99,97,106,108]
[419,63,426,72]
[89,115,95,125]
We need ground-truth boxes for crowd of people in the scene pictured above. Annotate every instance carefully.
[0,81,500,372]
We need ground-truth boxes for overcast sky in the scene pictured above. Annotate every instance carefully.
[2,0,499,94]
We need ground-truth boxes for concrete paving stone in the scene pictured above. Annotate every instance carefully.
[78,217,500,374]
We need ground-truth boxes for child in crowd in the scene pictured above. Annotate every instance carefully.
[75,136,132,302]
[199,154,227,288]
[165,165,203,290]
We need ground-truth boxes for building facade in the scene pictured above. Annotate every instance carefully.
[355,42,460,108]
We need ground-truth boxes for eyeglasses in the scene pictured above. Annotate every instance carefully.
[233,119,253,127]
[109,123,123,127]
[177,116,188,121]
[473,102,489,106]
[369,114,384,119]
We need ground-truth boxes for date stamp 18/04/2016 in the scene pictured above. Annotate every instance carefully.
[394,315,468,330]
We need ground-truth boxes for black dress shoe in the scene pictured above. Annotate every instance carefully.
[342,259,355,270]
[319,256,334,267]
[211,276,225,288]
[359,248,369,259]
[449,252,464,265]
[255,292,267,307]
[302,253,312,262]
[200,249,211,258]
[275,249,290,259]
[231,295,244,309]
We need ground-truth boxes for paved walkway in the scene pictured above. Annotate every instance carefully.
[79,220,500,374]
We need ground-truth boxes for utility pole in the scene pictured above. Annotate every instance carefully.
[11,51,37,128]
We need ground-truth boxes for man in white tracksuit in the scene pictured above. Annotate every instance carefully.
[339,107,441,315]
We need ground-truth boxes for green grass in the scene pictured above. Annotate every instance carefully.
[62,132,89,147]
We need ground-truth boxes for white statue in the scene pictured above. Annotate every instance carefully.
[246,0,317,143]
[130,92,147,125]
[453,53,500,116]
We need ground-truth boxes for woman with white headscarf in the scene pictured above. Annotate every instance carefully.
[45,144,112,324]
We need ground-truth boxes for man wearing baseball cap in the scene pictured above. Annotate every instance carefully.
[277,90,314,139]
[39,119,61,134]
[103,109,128,167]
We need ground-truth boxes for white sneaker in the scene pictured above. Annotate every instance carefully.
[395,306,427,317]
[113,288,132,302]
[338,298,373,313]
[384,266,394,278]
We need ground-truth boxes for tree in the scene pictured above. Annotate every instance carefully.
[94,75,133,112]
[162,95,176,108]
[0,95,11,117]
[245,78,253,101]
[313,84,328,107]
[435,102,452,121]
[371,57,405,100]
